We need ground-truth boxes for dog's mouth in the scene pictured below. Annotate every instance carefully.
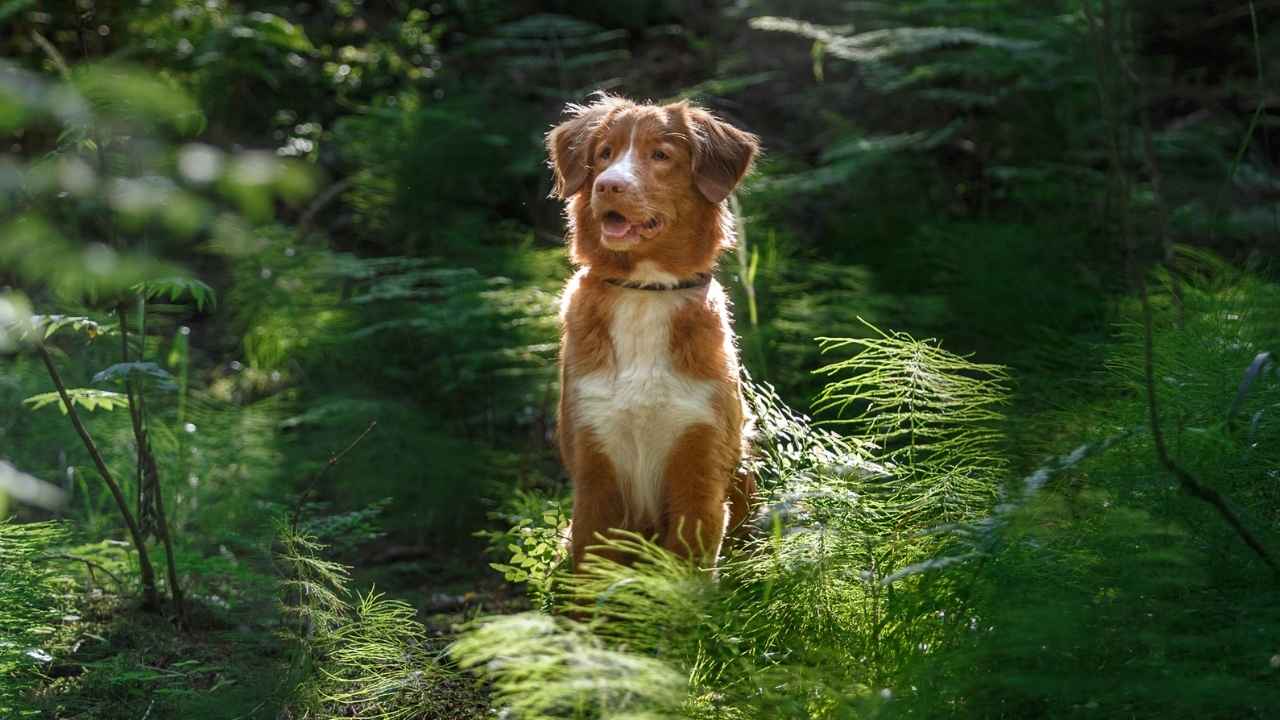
[600,210,662,246]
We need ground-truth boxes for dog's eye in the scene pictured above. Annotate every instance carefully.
[651,149,669,161]
[599,147,612,160]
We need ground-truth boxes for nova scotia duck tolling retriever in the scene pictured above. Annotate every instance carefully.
[546,93,760,571]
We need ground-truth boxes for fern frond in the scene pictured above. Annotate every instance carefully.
[452,612,688,720]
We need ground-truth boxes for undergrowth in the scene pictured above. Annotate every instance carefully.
[0,520,69,717]
[456,258,1280,719]
[278,518,485,719]
[457,323,1010,718]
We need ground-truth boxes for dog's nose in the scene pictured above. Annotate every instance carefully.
[594,176,632,195]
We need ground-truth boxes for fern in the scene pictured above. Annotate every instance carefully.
[452,612,688,720]
[23,388,129,414]
[133,277,217,311]
[457,327,1011,718]
[277,521,458,719]
[0,520,69,716]
[812,321,1010,526]
[751,17,1038,64]
[886,257,1280,717]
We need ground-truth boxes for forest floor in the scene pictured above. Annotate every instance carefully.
[31,540,508,719]
[353,540,520,718]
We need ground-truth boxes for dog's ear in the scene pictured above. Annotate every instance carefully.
[546,98,622,199]
[686,107,760,204]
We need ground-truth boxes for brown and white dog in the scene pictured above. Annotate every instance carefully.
[546,94,759,570]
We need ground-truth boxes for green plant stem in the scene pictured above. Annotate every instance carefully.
[36,343,160,610]
[730,193,758,328]
[118,302,186,621]
[150,452,185,621]
[30,30,70,80]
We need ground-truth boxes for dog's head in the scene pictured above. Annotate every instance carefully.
[547,94,759,277]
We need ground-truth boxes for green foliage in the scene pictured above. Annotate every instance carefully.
[0,520,69,716]
[211,223,561,536]
[5,1,1280,717]
[814,323,1009,525]
[295,499,390,557]
[278,521,459,719]
[481,490,570,612]
[458,328,1009,719]
[29,534,288,720]
[23,387,128,414]
[135,277,217,312]
[90,362,178,391]
[453,612,688,720]
[0,55,313,304]
[456,258,1280,719]
[33,314,115,342]
[876,259,1280,717]
[0,214,180,303]
[336,256,560,408]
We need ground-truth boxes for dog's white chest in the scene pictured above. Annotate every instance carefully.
[574,291,716,525]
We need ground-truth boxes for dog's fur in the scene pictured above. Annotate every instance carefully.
[546,94,759,569]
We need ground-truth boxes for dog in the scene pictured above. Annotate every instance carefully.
[546,94,759,570]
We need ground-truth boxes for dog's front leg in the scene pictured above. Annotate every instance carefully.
[660,425,733,566]
[569,438,629,570]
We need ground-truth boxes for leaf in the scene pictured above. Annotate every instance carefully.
[489,563,527,582]
[134,276,217,311]
[238,12,315,53]
[24,388,129,414]
[750,17,1038,64]
[1,215,181,301]
[35,314,113,340]
[72,63,204,135]
[91,362,178,390]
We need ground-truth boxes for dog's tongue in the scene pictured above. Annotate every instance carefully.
[602,213,633,238]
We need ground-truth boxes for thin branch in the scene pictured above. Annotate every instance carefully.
[38,553,127,593]
[37,343,161,609]
[1083,0,1279,576]
[1139,281,1280,575]
[118,303,146,531]
[319,419,378,484]
[296,176,355,240]
[291,420,378,528]
[1112,42,1185,327]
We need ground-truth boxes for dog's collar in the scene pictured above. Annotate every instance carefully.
[604,273,713,291]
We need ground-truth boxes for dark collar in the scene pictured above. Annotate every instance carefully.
[605,272,713,291]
